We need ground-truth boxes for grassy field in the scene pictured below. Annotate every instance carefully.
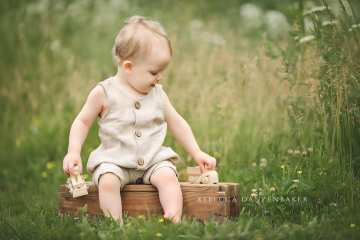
[1,0,359,239]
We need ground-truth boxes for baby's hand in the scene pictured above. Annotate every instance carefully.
[193,151,217,173]
[63,152,83,176]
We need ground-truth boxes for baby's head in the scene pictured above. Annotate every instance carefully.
[113,15,172,94]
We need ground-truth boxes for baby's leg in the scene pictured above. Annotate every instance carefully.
[98,173,123,225]
[150,167,183,223]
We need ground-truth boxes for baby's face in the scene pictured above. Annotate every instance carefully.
[125,41,171,94]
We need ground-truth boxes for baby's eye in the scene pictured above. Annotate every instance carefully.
[149,71,157,76]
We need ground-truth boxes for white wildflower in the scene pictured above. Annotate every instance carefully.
[252,162,257,167]
[250,192,258,198]
[304,6,328,16]
[349,23,360,32]
[322,20,338,27]
[251,188,257,193]
[294,149,301,155]
[259,158,268,168]
[287,149,294,155]
[329,202,337,207]
[307,147,313,153]
[299,35,315,44]
[280,165,285,169]
[292,179,300,183]
[270,187,276,192]
[297,170,303,175]
[302,151,307,156]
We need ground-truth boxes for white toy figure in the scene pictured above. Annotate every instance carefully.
[66,165,88,198]
[187,166,219,184]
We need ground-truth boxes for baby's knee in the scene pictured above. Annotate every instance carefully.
[98,172,122,192]
[151,167,178,185]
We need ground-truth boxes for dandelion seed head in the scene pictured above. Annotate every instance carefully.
[264,10,289,39]
[239,3,263,29]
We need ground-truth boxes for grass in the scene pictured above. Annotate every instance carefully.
[0,0,360,239]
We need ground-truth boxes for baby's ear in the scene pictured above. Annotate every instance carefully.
[122,60,133,73]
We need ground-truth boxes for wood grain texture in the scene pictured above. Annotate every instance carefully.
[58,182,240,222]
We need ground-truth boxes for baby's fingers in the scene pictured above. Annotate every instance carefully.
[207,158,216,170]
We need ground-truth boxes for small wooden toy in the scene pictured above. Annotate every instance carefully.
[66,165,89,198]
[186,166,219,184]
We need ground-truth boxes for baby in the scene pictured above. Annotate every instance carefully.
[62,15,216,224]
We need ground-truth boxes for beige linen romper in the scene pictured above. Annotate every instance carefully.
[86,77,179,188]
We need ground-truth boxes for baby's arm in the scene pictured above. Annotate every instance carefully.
[63,85,106,176]
[162,91,216,172]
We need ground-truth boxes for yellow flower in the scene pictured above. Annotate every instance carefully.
[41,171,48,178]
[138,215,145,220]
[280,165,285,169]
[156,232,162,237]
[158,218,164,223]
[297,170,302,175]
[46,162,55,170]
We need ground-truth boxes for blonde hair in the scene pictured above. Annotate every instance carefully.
[112,15,172,64]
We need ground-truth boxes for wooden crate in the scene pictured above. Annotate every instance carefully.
[58,182,239,222]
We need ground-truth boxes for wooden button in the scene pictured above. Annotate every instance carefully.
[137,158,144,166]
[134,101,141,109]
[135,130,142,137]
